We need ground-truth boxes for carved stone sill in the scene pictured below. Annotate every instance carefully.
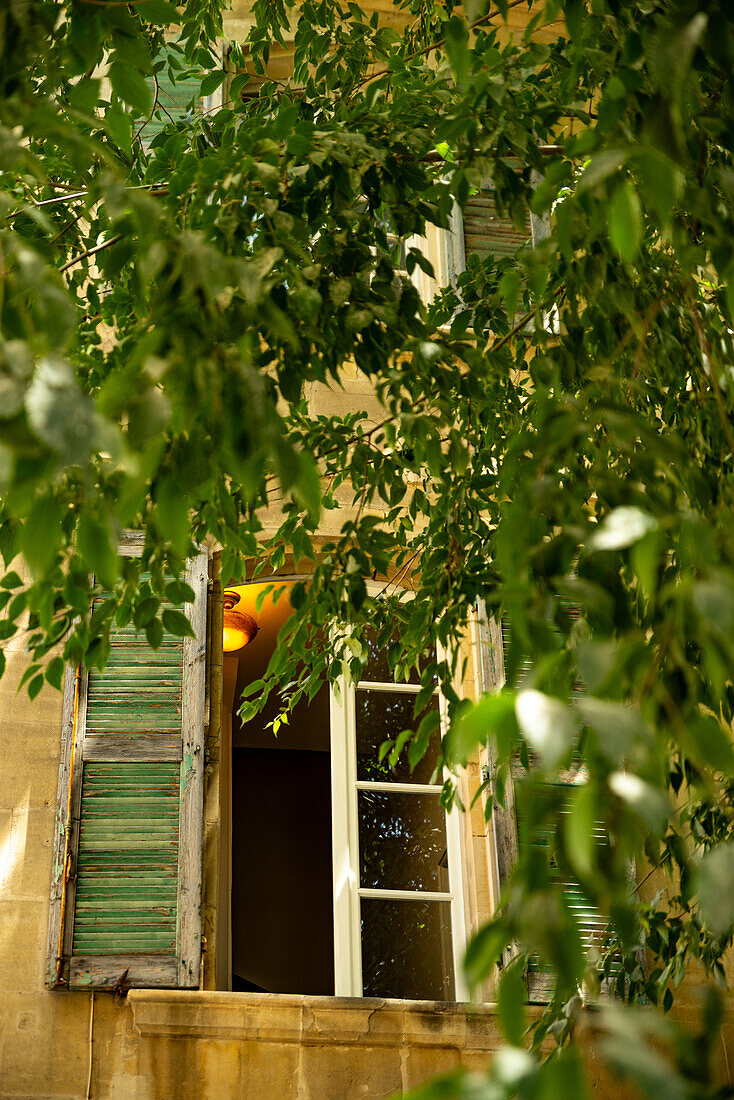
[129,991,506,1052]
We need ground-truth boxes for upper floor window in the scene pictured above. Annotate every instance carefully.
[48,564,469,1003]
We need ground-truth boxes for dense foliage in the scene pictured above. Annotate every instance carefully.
[2,0,734,1094]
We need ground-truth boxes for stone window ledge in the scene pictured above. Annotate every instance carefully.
[129,991,508,1052]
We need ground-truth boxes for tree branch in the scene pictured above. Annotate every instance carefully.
[59,234,123,273]
[351,0,533,91]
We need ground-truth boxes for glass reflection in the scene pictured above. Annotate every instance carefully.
[358,790,449,891]
[361,899,455,1000]
[356,690,440,784]
[359,627,433,685]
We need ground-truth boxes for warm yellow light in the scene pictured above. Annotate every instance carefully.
[222,592,259,653]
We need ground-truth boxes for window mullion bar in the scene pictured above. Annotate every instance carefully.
[356,780,442,794]
[358,888,453,902]
[356,681,432,694]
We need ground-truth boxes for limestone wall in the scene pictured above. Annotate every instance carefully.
[0,4,731,1099]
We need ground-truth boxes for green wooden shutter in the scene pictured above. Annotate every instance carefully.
[462,191,530,263]
[139,60,206,147]
[500,615,612,999]
[515,780,612,1000]
[46,547,208,990]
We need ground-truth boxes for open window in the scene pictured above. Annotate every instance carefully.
[222,580,468,1001]
[49,562,469,1001]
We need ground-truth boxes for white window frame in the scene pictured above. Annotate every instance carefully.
[329,653,470,1002]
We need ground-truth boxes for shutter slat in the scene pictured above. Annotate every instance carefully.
[463,192,530,262]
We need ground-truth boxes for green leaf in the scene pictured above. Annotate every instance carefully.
[444,16,469,83]
[200,70,226,97]
[565,782,596,876]
[77,513,118,589]
[0,571,22,589]
[688,713,734,775]
[21,496,63,578]
[563,0,584,39]
[574,696,652,764]
[166,580,196,605]
[608,771,669,834]
[106,103,133,152]
[578,149,627,190]
[67,78,100,113]
[28,673,44,700]
[155,479,190,557]
[146,616,164,649]
[134,596,160,629]
[140,0,180,24]
[292,450,322,520]
[464,920,508,988]
[589,507,657,552]
[408,708,440,772]
[515,690,576,768]
[609,181,642,263]
[45,656,64,690]
[635,150,682,222]
[446,692,518,767]
[25,357,106,464]
[162,608,196,638]
[499,270,521,320]
[498,960,526,1045]
[110,61,152,116]
[697,842,734,936]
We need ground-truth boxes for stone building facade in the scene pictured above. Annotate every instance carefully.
[1,3,732,1098]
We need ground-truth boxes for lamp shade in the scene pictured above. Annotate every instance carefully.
[223,591,259,653]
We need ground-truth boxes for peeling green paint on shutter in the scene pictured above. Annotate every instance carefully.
[47,545,208,992]
[72,762,180,956]
[84,620,183,760]
[462,192,530,262]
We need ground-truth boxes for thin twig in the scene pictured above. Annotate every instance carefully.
[50,207,86,246]
[378,546,422,596]
[59,234,123,273]
[7,183,170,219]
[34,190,89,207]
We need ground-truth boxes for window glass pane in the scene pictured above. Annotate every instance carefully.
[356,690,440,784]
[358,790,449,891]
[360,627,430,685]
[361,899,455,1000]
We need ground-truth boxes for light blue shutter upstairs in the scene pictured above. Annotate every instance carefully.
[139,62,205,146]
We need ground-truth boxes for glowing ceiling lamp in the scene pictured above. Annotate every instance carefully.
[223,591,259,653]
